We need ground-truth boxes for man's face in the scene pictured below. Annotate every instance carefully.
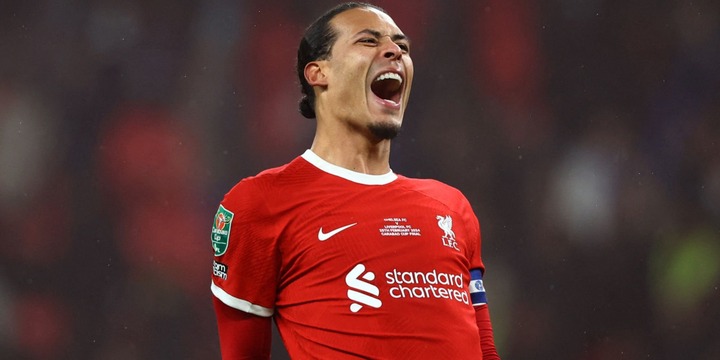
[319,7,414,139]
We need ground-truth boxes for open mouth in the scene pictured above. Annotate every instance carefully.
[371,72,403,104]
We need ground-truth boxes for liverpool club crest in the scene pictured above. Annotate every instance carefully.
[436,215,459,251]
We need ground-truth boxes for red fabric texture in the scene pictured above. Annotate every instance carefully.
[213,297,272,359]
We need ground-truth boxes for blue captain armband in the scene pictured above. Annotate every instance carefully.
[469,269,487,306]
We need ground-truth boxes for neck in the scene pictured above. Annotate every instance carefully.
[310,127,392,175]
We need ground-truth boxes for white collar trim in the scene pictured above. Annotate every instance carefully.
[301,149,397,185]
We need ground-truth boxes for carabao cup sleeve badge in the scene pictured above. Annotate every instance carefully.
[211,205,234,256]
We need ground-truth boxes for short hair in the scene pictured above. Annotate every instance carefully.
[296,2,387,119]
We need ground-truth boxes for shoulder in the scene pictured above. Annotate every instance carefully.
[395,175,478,227]
[396,175,470,206]
[225,165,284,200]
[397,175,481,243]
[221,156,310,212]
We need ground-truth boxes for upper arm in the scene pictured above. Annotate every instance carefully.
[211,179,280,314]
[213,296,272,360]
[211,179,278,359]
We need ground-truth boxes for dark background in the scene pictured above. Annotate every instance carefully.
[1,0,718,359]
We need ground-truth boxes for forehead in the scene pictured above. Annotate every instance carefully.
[330,7,403,38]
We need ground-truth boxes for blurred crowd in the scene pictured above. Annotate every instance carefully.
[0,0,718,359]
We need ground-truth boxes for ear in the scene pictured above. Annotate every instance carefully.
[304,61,328,87]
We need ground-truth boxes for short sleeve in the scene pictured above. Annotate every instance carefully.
[460,195,484,274]
[457,195,489,307]
[210,178,281,317]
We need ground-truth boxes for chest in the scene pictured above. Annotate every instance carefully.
[275,187,472,280]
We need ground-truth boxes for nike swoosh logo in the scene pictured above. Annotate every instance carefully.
[318,223,357,241]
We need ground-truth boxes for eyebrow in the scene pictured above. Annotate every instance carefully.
[356,29,411,44]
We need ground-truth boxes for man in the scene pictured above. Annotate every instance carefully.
[211,2,500,359]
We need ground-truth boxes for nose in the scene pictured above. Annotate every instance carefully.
[380,38,402,60]
[383,48,401,60]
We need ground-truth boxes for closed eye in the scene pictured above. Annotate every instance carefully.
[358,38,378,45]
[354,30,411,53]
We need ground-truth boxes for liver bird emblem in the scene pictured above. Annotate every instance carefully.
[436,215,455,240]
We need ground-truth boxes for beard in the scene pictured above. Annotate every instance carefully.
[368,122,401,140]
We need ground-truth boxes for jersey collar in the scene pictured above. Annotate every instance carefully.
[301,149,398,185]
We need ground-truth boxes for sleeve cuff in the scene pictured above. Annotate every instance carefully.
[211,282,274,317]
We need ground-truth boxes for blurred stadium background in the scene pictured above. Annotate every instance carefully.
[1,0,718,359]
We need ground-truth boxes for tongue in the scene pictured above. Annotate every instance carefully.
[371,79,401,100]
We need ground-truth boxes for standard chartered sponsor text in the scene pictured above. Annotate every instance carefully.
[385,269,469,304]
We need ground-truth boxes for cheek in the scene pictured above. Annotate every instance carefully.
[335,72,368,103]
[404,58,414,85]
[403,74,414,104]
[328,58,370,108]
[337,58,368,89]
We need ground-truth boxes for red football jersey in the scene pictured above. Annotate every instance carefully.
[211,150,487,359]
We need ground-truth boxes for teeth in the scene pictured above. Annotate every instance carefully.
[374,72,402,83]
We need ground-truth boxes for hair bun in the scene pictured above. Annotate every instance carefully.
[299,97,316,119]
